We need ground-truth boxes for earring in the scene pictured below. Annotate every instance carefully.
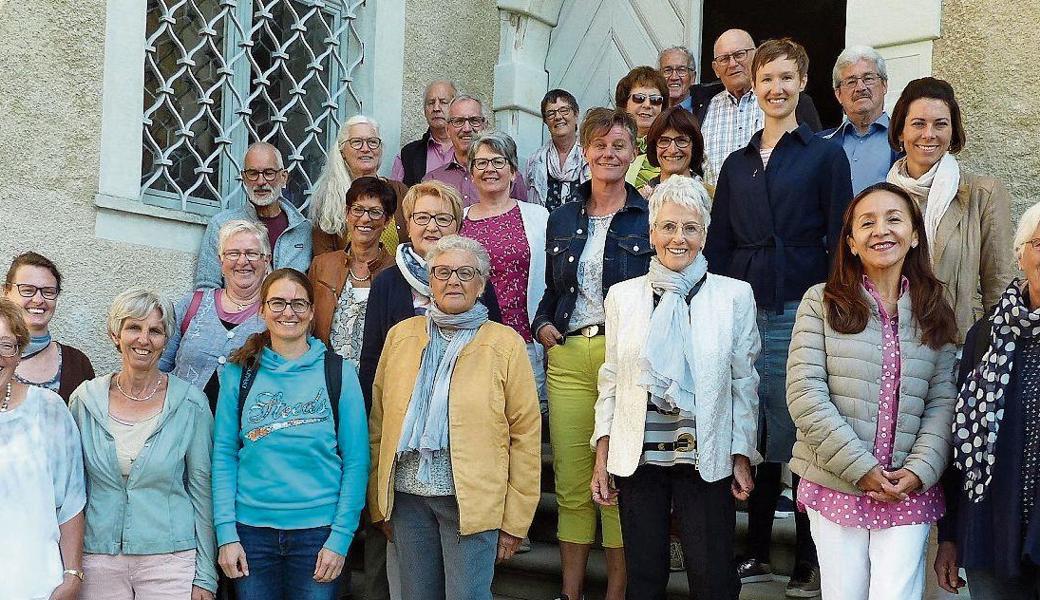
[911,241,918,248]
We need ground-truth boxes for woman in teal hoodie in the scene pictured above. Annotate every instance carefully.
[212,268,368,600]
[70,287,217,599]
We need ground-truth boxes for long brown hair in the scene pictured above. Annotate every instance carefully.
[824,182,956,349]
[230,268,314,366]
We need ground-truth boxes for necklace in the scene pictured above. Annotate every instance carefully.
[348,246,382,283]
[114,372,165,403]
[224,289,259,311]
[0,382,11,412]
[348,268,371,282]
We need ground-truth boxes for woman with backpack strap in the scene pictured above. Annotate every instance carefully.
[212,268,369,600]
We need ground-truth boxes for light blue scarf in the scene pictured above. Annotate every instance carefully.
[637,254,708,414]
[396,302,489,482]
[22,332,52,359]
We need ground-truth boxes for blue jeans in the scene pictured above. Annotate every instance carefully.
[755,302,800,463]
[234,524,339,600]
[391,493,497,600]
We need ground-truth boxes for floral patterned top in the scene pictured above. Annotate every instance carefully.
[798,276,945,529]
[329,283,371,369]
[568,213,614,332]
[461,204,533,342]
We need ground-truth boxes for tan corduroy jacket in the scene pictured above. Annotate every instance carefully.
[786,284,958,495]
[368,317,541,537]
[926,171,1016,344]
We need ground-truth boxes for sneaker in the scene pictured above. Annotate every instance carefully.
[785,563,821,597]
[774,495,795,519]
[669,537,685,572]
[516,537,532,554]
[737,558,774,584]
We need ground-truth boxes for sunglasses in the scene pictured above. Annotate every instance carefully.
[629,93,664,106]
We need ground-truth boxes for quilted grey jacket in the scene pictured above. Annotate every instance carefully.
[786,283,957,495]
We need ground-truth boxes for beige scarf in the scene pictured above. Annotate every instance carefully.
[886,152,960,262]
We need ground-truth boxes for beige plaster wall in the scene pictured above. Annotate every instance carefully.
[399,0,500,144]
[0,0,195,372]
[933,0,1040,222]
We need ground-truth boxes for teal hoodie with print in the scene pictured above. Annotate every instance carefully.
[211,337,368,555]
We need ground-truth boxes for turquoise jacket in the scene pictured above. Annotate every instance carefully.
[69,374,217,592]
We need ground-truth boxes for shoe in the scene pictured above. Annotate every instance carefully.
[774,495,795,519]
[516,536,532,554]
[737,558,774,584]
[669,537,685,572]
[785,563,821,597]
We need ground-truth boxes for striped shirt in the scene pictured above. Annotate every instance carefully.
[701,88,764,186]
[641,401,697,467]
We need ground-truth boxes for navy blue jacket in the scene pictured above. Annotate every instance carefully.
[703,124,852,312]
[358,265,502,410]
[533,181,652,339]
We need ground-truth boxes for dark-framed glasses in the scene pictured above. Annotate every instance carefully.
[655,221,704,238]
[630,93,664,106]
[6,283,59,300]
[431,265,478,282]
[349,205,387,220]
[221,250,265,262]
[448,116,487,129]
[655,135,692,150]
[241,168,285,182]
[346,137,382,150]
[410,212,456,227]
[838,73,883,90]
[662,66,691,77]
[472,157,508,171]
[265,298,312,314]
[0,339,19,358]
[543,106,574,120]
[712,48,754,65]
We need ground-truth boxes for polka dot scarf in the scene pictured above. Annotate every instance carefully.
[954,280,1040,502]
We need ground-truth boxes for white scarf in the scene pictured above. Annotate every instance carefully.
[530,139,589,206]
[886,152,960,261]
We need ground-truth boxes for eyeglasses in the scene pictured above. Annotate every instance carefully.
[712,48,754,65]
[837,73,883,91]
[345,137,382,150]
[265,298,312,314]
[655,221,705,238]
[472,157,508,171]
[1024,238,1040,251]
[221,250,266,262]
[661,66,691,77]
[349,205,387,220]
[6,283,59,300]
[543,106,574,120]
[411,212,456,227]
[241,168,285,182]
[630,93,664,106]
[431,265,478,282]
[448,116,487,129]
[655,135,692,150]
[0,340,18,358]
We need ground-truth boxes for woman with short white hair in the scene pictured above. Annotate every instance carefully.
[70,288,216,600]
[591,175,760,598]
[310,115,410,255]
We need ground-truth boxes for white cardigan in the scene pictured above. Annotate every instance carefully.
[463,201,548,328]
[592,272,763,481]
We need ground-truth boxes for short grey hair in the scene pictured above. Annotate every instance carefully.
[106,287,176,346]
[659,46,697,72]
[1013,201,1040,261]
[424,79,457,99]
[217,219,272,258]
[244,141,284,169]
[832,45,888,89]
[426,235,492,282]
[648,175,712,232]
[448,93,486,118]
[467,131,519,174]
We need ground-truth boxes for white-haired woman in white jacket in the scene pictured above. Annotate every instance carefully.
[590,175,761,599]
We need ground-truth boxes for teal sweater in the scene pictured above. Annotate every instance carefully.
[211,338,368,554]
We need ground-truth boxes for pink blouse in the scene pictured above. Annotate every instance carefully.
[461,204,533,342]
[797,276,945,529]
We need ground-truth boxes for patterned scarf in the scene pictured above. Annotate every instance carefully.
[638,254,708,414]
[395,243,431,298]
[530,139,589,207]
[954,280,1040,501]
[396,302,488,483]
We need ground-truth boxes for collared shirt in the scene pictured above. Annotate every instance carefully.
[678,95,693,112]
[391,136,454,182]
[423,157,530,207]
[832,112,892,195]
[701,88,764,186]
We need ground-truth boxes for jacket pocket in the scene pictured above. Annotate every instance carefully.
[614,234,653,279]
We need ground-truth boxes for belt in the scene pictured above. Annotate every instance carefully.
[642,432,697,453]
[567,323,605,338]
[737,236,823,314]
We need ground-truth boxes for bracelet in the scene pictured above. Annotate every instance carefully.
[63,569,84,582]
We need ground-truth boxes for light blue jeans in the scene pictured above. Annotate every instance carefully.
[526,341,548,410]
[391,493,498,600]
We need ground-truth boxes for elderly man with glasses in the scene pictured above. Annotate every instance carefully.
[819,46,900,194]
[392,79,458,186]
[657,46,697,111]
[695,29,822,186]
[194,141,312,289]
[422,94,529,207]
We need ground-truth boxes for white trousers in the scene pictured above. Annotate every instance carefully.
[807,507,930,600]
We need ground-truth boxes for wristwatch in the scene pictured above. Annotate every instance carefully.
[63,569,85,582]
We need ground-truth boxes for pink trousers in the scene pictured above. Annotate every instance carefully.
[81,549,196,599]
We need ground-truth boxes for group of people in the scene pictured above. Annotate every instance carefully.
[2,24,1037,600]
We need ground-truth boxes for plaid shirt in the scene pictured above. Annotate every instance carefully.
[701,88,763,186]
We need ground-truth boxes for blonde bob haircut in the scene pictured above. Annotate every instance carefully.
[106,287,176,349]
[0,297,30,352]
[217,219,271,258]
[400,180,464,225]
[648,175,712,233]
[1013,201,1040,261]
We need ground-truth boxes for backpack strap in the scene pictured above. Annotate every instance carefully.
[180,289,206,336]
[237,357,260,432]
[323,348,343,433]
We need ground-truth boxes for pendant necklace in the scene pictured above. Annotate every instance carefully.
[114,372,165,403]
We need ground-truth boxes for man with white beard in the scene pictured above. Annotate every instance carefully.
[194,142,313,288]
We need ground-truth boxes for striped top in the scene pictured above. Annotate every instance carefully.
[641,401,697,467]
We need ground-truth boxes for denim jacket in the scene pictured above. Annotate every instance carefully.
[532,181,652,340]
